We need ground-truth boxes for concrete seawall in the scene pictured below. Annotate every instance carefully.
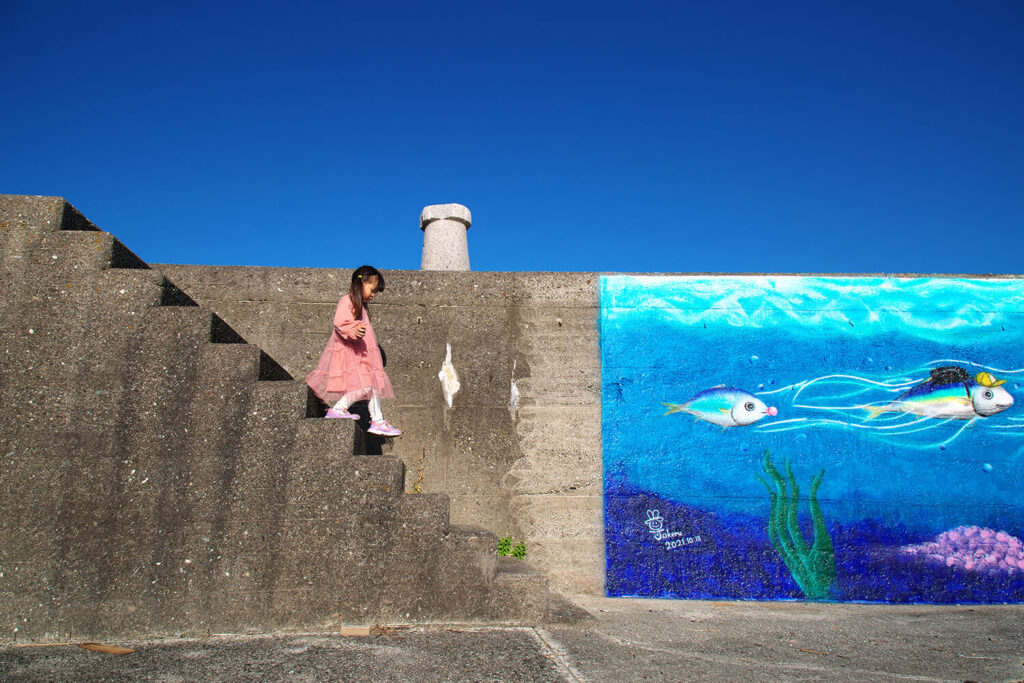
[8,194,1022,640]
[157,266,1024,605]
[157,265,607,595]
[1,196,583,642]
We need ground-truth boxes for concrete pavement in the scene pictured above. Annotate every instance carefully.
[2,596,1023,682]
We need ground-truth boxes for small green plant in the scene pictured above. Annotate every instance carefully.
[497,536,527,559]
[411,446,425,494]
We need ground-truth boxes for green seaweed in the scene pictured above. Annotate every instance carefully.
[756,450,836,600]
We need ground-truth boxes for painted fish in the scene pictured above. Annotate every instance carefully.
[663,386,778,428]
[865,367,1013,420]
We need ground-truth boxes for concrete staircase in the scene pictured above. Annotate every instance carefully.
[0,196,586,642]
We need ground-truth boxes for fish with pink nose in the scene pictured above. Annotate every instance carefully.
[663,385,778,428]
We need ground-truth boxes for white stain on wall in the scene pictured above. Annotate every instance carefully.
[509,359,520,421]
[438,343,461,408]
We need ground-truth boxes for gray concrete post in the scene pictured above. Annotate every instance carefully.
[420,203,471,270]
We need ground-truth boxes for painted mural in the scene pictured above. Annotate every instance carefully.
[601,275,1024,603]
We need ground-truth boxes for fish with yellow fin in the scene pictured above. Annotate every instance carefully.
[864,366,1013,420]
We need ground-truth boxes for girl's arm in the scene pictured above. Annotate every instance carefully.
[333,297,366,340]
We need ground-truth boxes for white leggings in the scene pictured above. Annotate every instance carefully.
[333,388,384,422]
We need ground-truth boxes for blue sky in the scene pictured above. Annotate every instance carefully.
[3,1,1022,273]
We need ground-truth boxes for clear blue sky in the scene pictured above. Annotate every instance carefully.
[3,1,1022,273]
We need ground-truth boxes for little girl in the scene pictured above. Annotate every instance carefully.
[305,265,401,437]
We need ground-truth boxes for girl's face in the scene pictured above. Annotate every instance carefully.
[361,275,380,302]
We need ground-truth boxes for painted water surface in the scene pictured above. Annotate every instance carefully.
[601,276,1024,603]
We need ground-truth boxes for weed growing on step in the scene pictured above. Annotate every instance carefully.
[497,537,527,559]
[412,446,425,494]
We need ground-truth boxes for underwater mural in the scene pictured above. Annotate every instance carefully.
[601,275,1024,603]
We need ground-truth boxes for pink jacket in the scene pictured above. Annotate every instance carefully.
[305,295,394,403]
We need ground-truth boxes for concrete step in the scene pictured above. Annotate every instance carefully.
[30,229,150,273]
[149,374,255,603]
[141,305,251,345]
[488,557,550,624]
[4,268,164,361]
[199,343,261,383]
[247,380,314,424]
[292,417,362,456]
[142,305,217,346]
[67,268,165,322]
[433,524,501,620]
[282,452,407,513]
[376,522,499,622]
[199,337,292,383]
[396,493,450,536]
[31,229,115,273]
[444,524,499,581]
[225,385,324,553]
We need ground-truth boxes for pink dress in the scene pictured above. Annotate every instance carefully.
[305,294,394,404]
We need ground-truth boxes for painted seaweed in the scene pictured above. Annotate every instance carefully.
[756,451,836,600]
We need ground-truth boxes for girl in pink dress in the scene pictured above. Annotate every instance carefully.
[305,265,401,437]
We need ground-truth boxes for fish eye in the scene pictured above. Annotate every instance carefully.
[744,402,755,411]
[984,390,994,399]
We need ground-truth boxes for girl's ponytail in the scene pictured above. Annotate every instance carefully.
[349,265,385,320]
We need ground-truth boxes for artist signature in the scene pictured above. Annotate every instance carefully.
[644,509,702,550]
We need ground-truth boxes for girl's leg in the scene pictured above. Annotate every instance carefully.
[333,389,368,412]
[367,392,402,436]
[327,389,368,418]
[368,395,384,423]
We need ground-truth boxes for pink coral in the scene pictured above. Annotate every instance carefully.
[900,526,1024,575]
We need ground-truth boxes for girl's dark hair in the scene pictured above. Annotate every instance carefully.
[349,265,385,320]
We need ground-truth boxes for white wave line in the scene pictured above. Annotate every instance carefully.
[925,359,1024,374]
[791,375,920,404]
[796,387,904,402]
[802,373,920,389]
[758,417,892,432]
[756,381,808,396]
[865,416,935,431]
[757,417,809,427]
[792,402,881,412]
[757,372,925,400]
[759,415,939,434]
[879,421,957,437]
[757,425,812,434]
[790,402,921,418]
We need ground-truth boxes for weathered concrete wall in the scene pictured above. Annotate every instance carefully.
[156,265,606,594]
[1,196,572,643]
